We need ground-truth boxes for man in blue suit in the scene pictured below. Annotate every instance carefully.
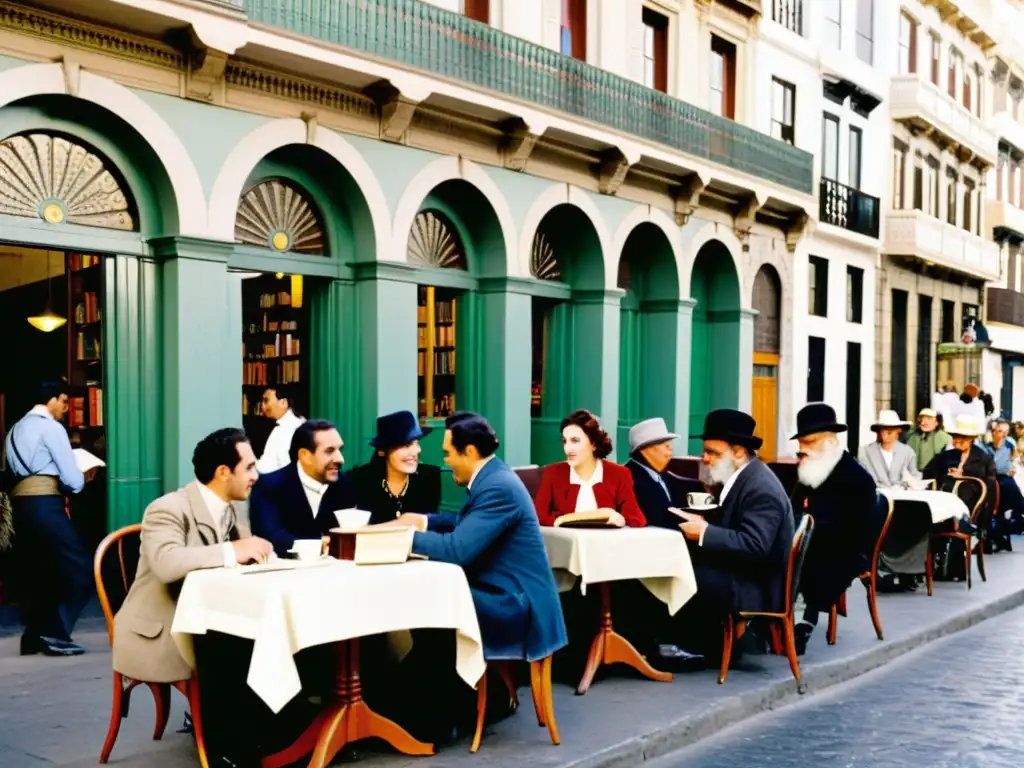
[249,419,357,556]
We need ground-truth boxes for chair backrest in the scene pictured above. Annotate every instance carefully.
[512,465,543,499]
[93,524,142,645]
[785,514,814,616]
[667,457,701,479]
[870,493,896,574]
[951,476,987,523]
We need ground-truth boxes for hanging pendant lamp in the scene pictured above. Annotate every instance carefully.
[27,251,67,332]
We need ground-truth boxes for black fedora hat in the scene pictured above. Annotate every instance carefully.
[791,403,847,440]
[369,410,431,449]
[697,409,763,451]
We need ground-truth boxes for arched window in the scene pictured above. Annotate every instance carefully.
[235,178,326,255]
[752,265,782,355]
[407,210,467,270]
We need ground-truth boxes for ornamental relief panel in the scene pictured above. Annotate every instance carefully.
[235,178,326,255]
[0,133,135,230]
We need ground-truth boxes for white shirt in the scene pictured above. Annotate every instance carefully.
[298,465,328,518]
[881,448,894,469]
[569,460,604,513]
[468,455,496,491]
[196,482,238,568]
[702,459,751,546]
[257,410,305,474]
[31,404,53,420]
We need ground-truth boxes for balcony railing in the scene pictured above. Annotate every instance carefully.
[242,0,814,194]
[987,287,1024,327]
[819,178,880,238]
[771,0,804,36]
[885,209,1001,280]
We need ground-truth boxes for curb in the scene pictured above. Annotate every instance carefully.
[563,586,1024,768]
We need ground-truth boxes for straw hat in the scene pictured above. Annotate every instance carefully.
[947,414,981,437]
[871,410,911,431]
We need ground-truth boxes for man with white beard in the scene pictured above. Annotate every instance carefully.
[790,404,882,654]
[671,409,793,663]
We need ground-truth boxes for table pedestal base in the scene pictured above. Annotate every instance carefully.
[261,639,434,768]
[575,583,673,696]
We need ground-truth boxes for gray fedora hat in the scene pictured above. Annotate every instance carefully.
[628,418,680,453]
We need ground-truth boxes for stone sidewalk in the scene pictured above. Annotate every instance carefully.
[2,544,1023,768]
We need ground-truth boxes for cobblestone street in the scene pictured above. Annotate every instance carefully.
[657,605,1024,768]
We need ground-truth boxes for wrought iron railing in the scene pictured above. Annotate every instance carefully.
[241,0,814,194]
[771,0,804,36]
[819,178,880,238]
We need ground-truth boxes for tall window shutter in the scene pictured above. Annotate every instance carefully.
[543,0,561,52]
[628,4,645,83]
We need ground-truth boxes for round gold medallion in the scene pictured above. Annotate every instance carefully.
[271,231,290,252]
[41,202,65,224]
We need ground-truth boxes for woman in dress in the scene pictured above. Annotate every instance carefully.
[533,408,646,527]
[348,410,441,525]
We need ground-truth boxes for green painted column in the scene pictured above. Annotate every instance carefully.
[151,237,239,489]
[674,299,696,450]
[103,255,163,528]
[739,308,756,413]
[309,278,359,441]
[572,289,623,460]
[476,278,533,468]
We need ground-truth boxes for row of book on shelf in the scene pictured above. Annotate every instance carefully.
[258,292,294,308]
[246,317,298,334]
[418,393,456,419]
[75,331,100,361]
[417,349,455,376]
[243,359,302,386]
[68,253,100,271]
[73,292,100,324]
[243,333,301,358]
[67,387,103,428]
[416,300,455,324]
[418,324,455,348]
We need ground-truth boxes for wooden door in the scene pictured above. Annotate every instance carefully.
[752,351,779,461]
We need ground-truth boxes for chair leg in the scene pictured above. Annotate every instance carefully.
[864,579,883,641]
[925,547,934,596]
[529,660,546,727]
[182,678,210,768]
[99,673,126,763]
[470,669,488,753]
[538,656,560,746]
[718,616,734,684]
[495,662,519,709]
[965,536,973,590]
[826,603,838,646]
[147,683,171,740]
[781,619,802,683]
[977,541,987,582]
[768,623,784,655]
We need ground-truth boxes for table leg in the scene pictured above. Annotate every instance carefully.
[575,582,673,696]
[261,639,435,768]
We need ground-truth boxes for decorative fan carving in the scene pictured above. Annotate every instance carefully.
[407,210,466,270]
[0,133,134,230]
[530,232,560,280]
[236,178,325,254]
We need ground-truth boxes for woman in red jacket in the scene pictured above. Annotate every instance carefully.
[533,409,647,527]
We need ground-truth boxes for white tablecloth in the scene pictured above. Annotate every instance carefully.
[541,527,696,615]
[170,559,484,714]
[879,488,969,524]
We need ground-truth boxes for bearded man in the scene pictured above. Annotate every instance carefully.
[671,409,793,661]
[790,404,882,654]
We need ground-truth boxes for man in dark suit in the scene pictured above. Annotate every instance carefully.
[249,419,357,556]
[390,412,568,740]
[625,417,705,531]
[673,409,794,659]
[790,403,883,654]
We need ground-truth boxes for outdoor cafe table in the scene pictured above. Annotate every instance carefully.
[170,558,485,768]
[541,526,697,695]
[878,487,969,524]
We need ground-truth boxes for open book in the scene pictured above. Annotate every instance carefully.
[73,448,105,473]
[354,525,416,565]
[553,510,615,528]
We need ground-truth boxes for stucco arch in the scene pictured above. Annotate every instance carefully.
[0,63,206,236]
[745,240,792,309]
[392,155,517,274]
[611,205,684,297]
[520,184,613,288]
[679,219,748,308]
[208,119,391,252]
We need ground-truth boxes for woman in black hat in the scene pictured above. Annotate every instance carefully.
[348,411,442,525]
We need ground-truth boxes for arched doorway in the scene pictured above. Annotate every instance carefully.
[527,203,606,466]
[617,223,681,455]
[230,143,375,467]
[688,240,741,455]
[751,265,782,460]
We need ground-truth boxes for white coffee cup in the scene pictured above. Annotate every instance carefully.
[687,491,715,508]
[334,508,371,530]
[291,539,323,561]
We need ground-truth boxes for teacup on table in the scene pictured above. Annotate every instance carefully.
[290,539,324,561]
[334,508,371,529]
[687,491,715,508]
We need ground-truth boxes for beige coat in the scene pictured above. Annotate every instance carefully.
[112,481,249,683]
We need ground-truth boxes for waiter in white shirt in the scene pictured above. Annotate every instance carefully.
[256,386,305,474]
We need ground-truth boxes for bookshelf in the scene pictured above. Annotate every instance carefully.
[418,285,457,420]
[66,253,105,443]
[241,273,309,454]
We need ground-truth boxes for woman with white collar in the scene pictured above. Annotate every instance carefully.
[858,410,922,488]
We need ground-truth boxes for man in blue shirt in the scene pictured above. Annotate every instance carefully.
[984,419,1021,551]
[5,380,97,656]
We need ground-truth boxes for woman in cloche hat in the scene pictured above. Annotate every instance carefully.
[347,410,442,525]
[858,410,921,489]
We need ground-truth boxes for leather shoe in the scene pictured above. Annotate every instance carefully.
[655,644,706,672]
[21,635,86,657]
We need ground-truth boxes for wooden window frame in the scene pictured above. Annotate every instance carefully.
[561,0,587,61]
[642,6,669,93]
[930,32,941,86]
[771,77,796,145]
[462,0,489,24]
[710,34,737,120]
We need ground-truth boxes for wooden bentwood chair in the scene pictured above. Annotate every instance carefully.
[94,525,209,767]
[718,514,814,685]
[470,656,560,753]
[826,494,895,644]
[927,476,989,593]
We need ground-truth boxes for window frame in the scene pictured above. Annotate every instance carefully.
[822,113,840,181]
[771,77,796,145]
[709,34,737,119]
[846,266,864,324]
[642,6,670,93]
[855,0,874,64]
[898,11,917,75]
[823,0,842,49]
[848,125,863,190]
[809,255,829,318]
